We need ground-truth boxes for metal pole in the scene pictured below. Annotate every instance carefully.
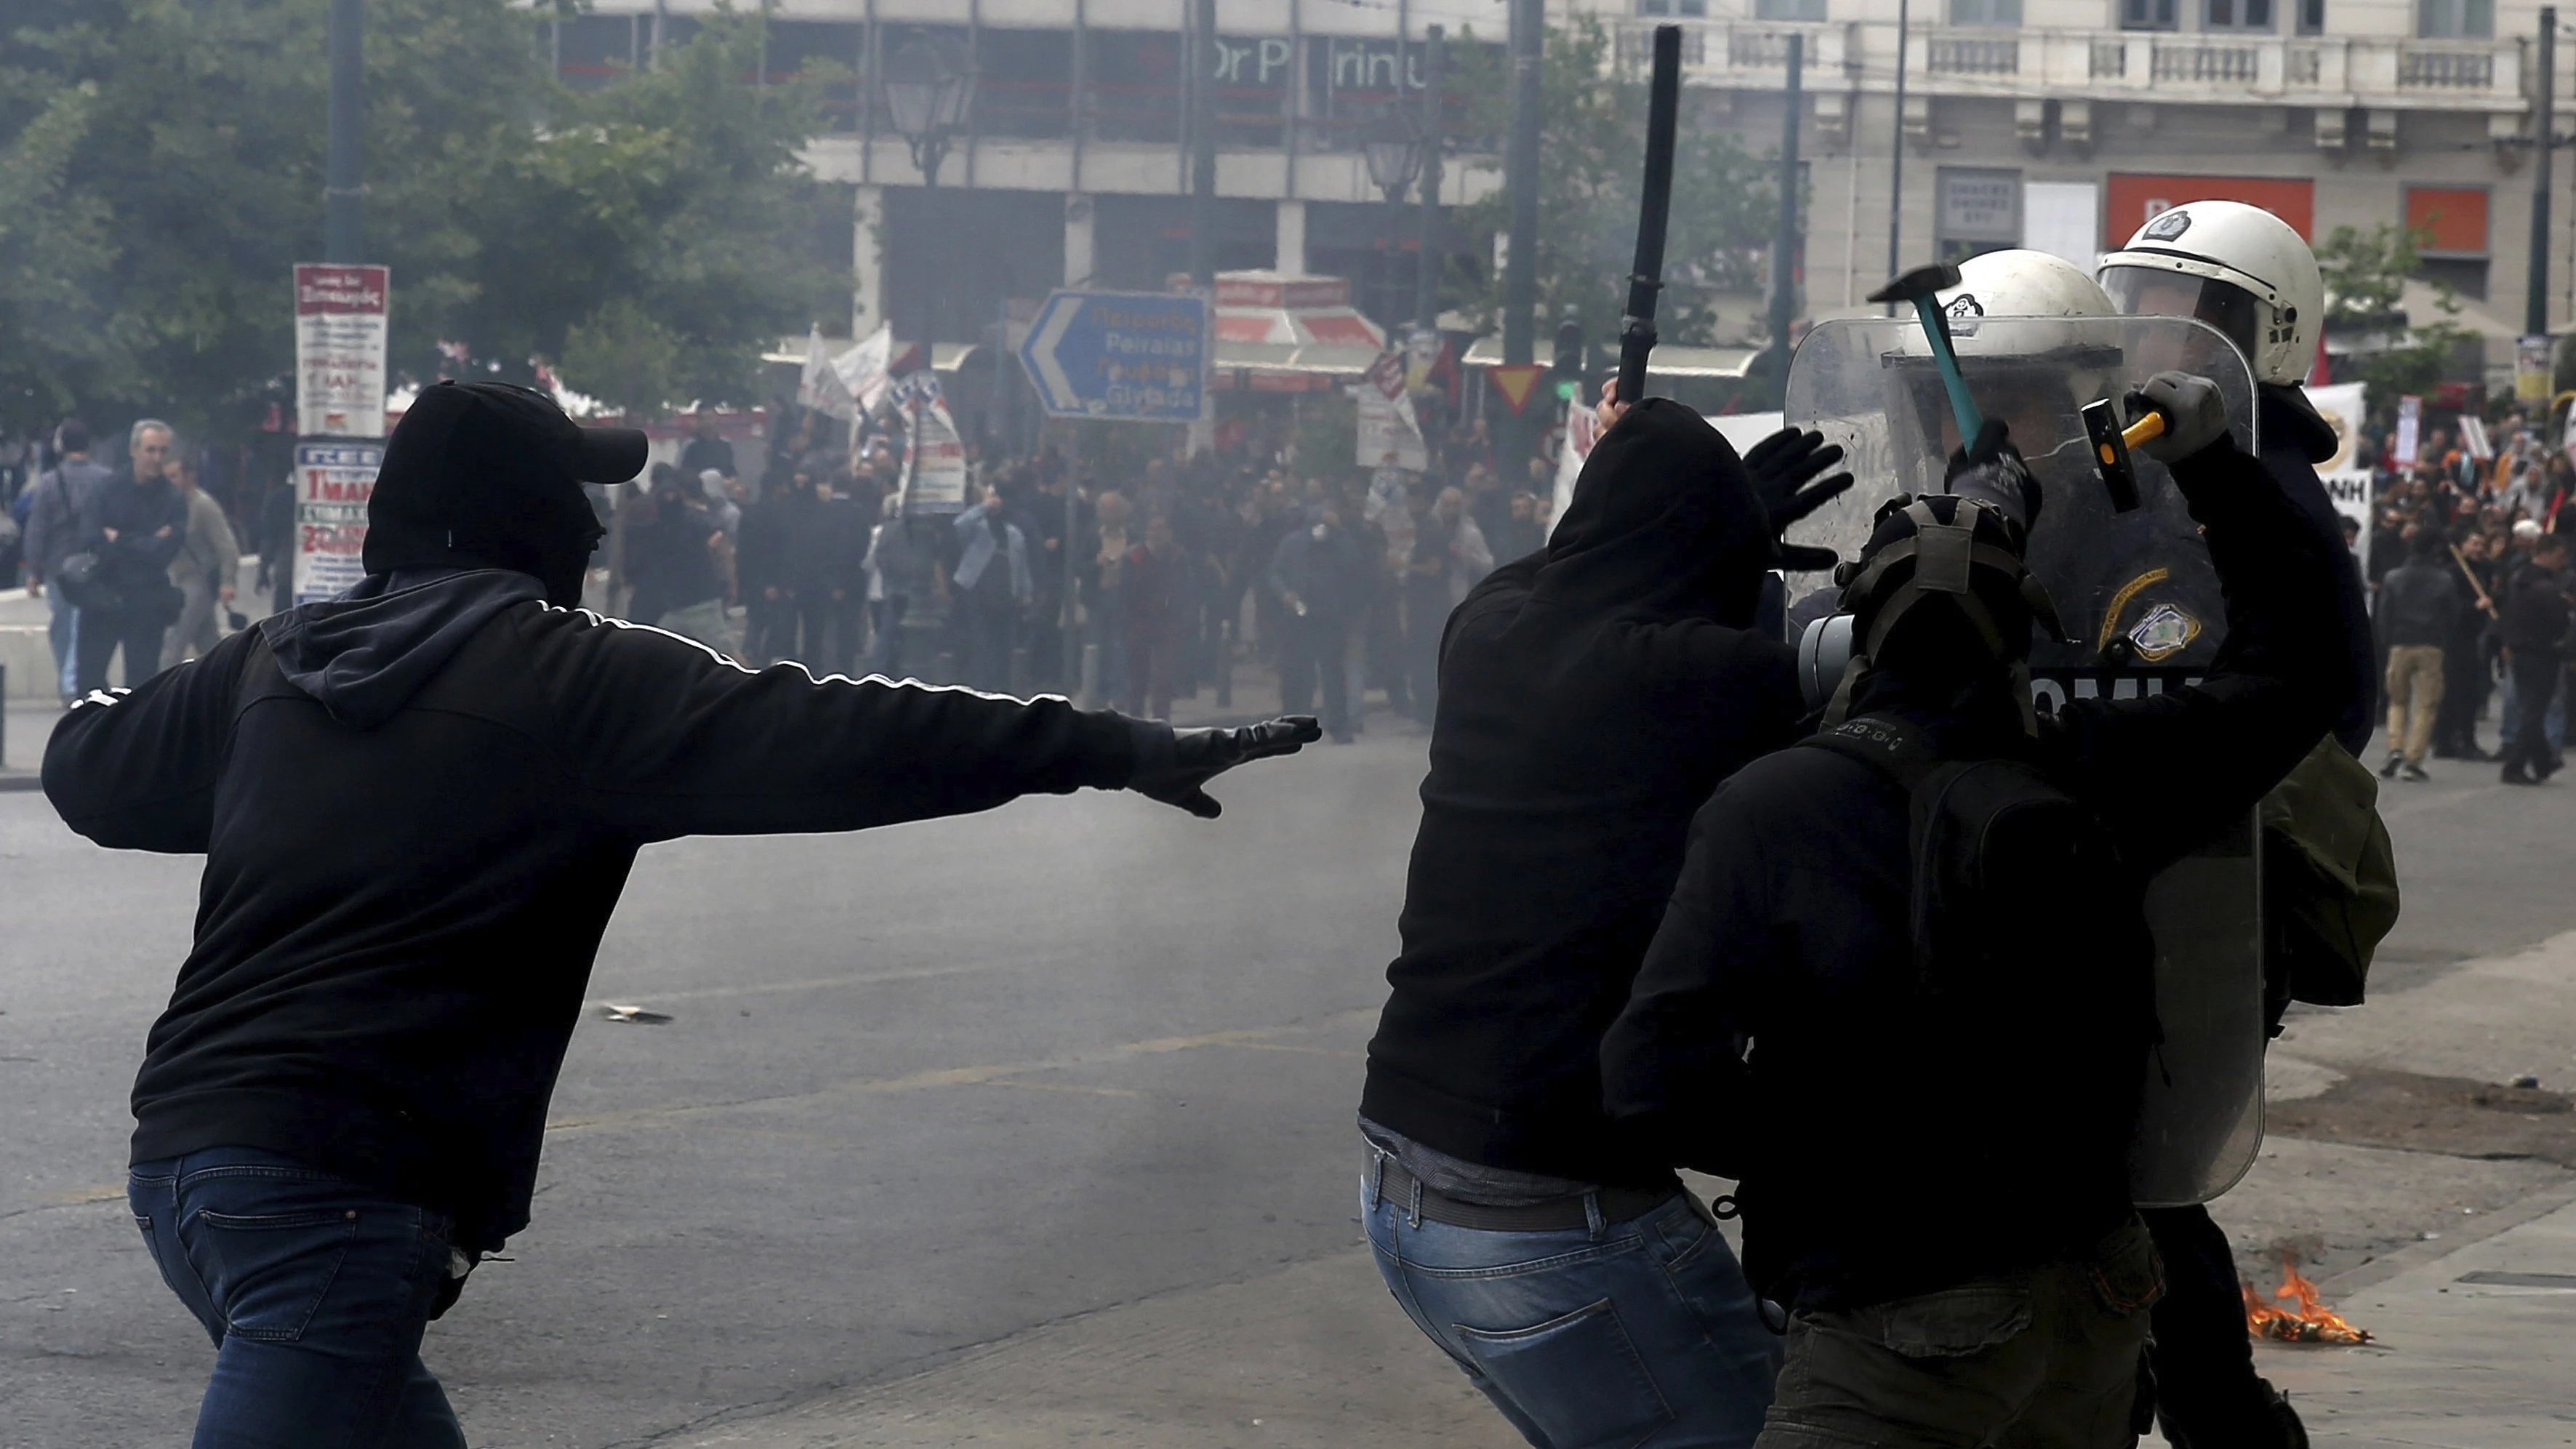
[1501,0,1543,473]
[1416,25,1445,336]
[324,0,363,263]
[1886,0,1909,286]
[1188,0,1219,288]
[2530,5,2557,338]
[1503,0,1541,368]
[1767,34,1803,401]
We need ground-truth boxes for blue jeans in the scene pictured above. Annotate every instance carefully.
[46,585,77,697]
[1363,1164,1783,1449]
[128,1147,466,1449]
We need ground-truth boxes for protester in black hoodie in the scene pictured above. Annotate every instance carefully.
[1357,397,1849,1448]
[44,380,1317,1448]
[1601,377,2348,1448]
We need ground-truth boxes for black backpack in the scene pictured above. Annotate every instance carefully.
[1799,713,2135,999]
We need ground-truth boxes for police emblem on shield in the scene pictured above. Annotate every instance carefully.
[2127,602,2202,662]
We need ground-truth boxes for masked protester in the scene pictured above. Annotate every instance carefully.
[1600,376,2348,1449]
[41,381,1318,1448]
[1358,396,1850,1448]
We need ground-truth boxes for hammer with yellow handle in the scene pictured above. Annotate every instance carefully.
[2078,397,2167,515]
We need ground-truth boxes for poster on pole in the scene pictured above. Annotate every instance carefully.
[292,440,382,606]
[2392,395,2422,467]
[294,264,390,438]
[1358,350,1427,472]
[2516,335,2553,404]
[2304,382,2372,574]
[896,373,968,515]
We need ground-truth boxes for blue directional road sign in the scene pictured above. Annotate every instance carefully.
[1017,289,1211,422]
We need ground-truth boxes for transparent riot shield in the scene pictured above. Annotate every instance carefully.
[1783,316,2265,1208]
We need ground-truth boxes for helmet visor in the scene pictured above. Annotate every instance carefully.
[2100,267,2262,369]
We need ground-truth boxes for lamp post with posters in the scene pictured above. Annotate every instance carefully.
[885,33,975,188]
[1365,119,1422,338]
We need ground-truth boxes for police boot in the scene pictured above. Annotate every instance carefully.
[2158,1382,2308,1449]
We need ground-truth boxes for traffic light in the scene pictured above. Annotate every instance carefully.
[1552,314,1584,403]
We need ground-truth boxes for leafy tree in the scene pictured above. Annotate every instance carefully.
[454,15,848,414]
[1448,17,1776,357]
[0,1,846,441]
[2316,222,2476,411]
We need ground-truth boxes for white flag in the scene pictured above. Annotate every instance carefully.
[796,326,855,421]
[834,326,894,416]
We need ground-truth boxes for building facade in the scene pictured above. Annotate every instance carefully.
[550,0,2571,380]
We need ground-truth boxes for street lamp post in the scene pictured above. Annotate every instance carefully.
[1364,119,1421,339]
[885,33,975,188]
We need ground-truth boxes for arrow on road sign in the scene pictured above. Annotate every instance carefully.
[1015,289,1211,423]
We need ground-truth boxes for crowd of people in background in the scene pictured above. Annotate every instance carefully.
[2362,410,2576,785]
[2,418,276,705]
[625,401,1546,740]
[13,381,2576,769]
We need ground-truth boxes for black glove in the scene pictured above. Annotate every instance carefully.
[1743,427,1853,574]
[1128,716,1323,819]
[2127,371,2229,464]
[1943,419,2042,534]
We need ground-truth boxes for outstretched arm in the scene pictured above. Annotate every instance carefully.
[524,608,1313,842]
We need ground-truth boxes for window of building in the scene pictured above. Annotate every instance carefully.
[555,14,638,90]
[1752,0,1826,20]
[766,20,862,132]
[2417,0,2494,37]
[2405,184,2490,297]
[976,28,1073,140]
[2297,0,2327,32]
[1640,0,1712,15]
[1950,0,2023,24]
[2122,0,2181,30]
[2203,0,2275,30]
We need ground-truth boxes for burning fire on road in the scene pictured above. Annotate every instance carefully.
[2244,1253,2374,1344]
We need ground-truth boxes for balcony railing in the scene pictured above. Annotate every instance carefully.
[1642,19,2537,108]
[1928,38,2019,76]
[2151,43,2259,84]
[2399,48,2496,88]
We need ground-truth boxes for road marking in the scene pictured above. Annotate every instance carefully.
[585,960,1008,1008]
[979,1080,1144,1099]
[1225,1041,1366,1059]
[545,1014,1373,1139]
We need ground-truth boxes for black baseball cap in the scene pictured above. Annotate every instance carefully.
[364,382,647,587]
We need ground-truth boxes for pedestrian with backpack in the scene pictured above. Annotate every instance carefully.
[1601,374,2351,1449]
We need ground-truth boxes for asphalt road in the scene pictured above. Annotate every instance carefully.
[3,712,2572,1448]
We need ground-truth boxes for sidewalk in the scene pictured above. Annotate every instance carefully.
[2,699,55,789]
[2260,1185,2576,1447]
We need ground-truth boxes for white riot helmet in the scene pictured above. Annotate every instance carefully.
[1935,249,2124,404]
[1882,249,2124,462]
[2099,200,2323,388]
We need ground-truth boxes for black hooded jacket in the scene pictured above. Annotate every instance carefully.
[1359,401,1802,1187]
[45,569,1147,1250]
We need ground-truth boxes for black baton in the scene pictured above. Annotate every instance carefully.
[1616,25,1684,410]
